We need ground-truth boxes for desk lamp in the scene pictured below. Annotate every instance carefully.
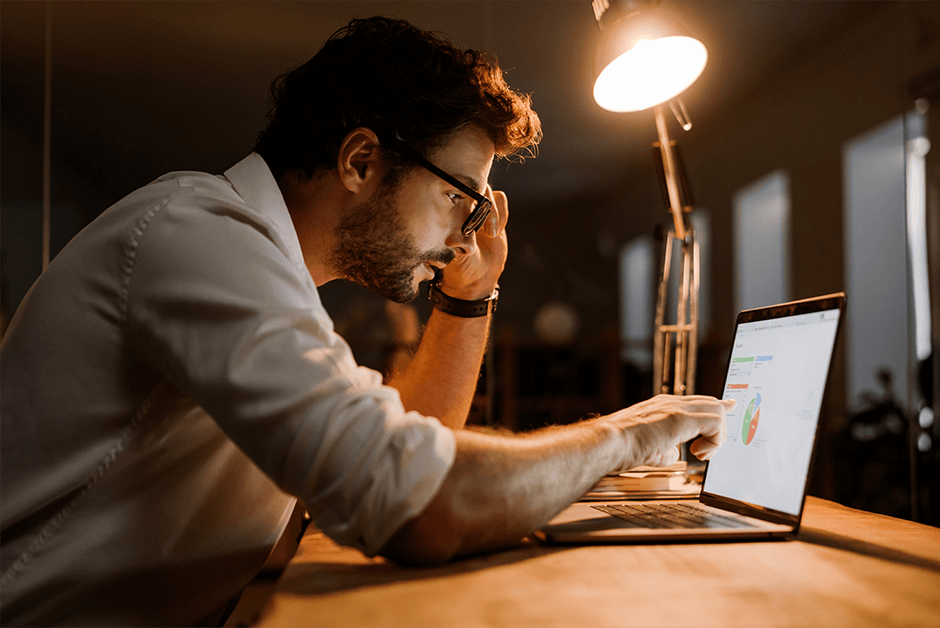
[592,0,706,396]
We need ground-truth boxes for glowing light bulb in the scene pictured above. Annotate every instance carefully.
[594,36,707,112]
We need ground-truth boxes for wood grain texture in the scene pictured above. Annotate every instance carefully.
[255,497,940,627]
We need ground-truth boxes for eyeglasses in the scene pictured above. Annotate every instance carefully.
[384,140,492,236]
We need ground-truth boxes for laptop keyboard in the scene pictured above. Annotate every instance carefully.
[592,502,761,529]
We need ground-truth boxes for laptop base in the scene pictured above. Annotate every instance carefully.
[535,500,794,544]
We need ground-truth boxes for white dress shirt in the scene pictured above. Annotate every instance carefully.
[0,153,456,626]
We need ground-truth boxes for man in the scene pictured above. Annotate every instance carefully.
[0,16,731,626]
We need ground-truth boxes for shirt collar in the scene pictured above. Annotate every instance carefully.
[224,153,306,271]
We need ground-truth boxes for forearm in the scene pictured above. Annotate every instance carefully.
[380,419,626,563]
[385,308,490,429]
[379,394,734,564]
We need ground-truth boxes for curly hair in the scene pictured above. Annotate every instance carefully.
[254,16,541,180]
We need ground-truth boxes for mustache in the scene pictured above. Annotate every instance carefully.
[420,248,456,267]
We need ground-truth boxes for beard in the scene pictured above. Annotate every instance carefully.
[330,184,455,303]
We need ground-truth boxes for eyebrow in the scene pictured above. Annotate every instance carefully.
[414,152,486,201]
[455,174,485,197]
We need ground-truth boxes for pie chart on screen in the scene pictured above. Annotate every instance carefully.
[742,393,761,445]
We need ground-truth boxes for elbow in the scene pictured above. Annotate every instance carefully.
[378,511,462,565]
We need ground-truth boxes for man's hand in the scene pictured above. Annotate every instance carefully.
[438,187,508,301]
[596,394,734,469]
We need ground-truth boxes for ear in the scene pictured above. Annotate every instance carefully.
[337,127,383,193]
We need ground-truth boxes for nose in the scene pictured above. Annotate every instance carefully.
[445,226,476,256]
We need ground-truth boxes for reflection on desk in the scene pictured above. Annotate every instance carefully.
[253,497,940,628]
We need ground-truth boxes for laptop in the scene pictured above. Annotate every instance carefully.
[536,292,845,544]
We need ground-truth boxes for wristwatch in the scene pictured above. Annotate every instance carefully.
[428,280,499,318]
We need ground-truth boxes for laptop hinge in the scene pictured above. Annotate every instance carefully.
[700,493,800,527]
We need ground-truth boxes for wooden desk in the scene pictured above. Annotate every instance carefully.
[254,497,940,627]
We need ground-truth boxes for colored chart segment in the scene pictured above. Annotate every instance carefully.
[742,393,762,445]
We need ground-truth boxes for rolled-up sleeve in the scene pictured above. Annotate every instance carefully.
[122,183,455,555]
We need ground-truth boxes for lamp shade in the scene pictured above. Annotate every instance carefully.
[593,10,707,113]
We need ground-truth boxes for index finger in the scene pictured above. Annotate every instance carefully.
[672,395,736,414]
[670,394,734,404]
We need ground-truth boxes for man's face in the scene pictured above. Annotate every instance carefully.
[329,182,454,303]
[330,126,496,303]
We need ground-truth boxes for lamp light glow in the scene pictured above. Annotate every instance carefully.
[592,4,707,113]
[594,35,707,112]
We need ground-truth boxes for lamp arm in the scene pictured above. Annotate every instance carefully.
[651,102,699,399]
[654,104,687,240]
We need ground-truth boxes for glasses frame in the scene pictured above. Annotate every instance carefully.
[383,139,492,236]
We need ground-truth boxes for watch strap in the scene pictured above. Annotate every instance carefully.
[428,280,498,318]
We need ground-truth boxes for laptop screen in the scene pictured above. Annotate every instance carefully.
[702,301,842,516]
